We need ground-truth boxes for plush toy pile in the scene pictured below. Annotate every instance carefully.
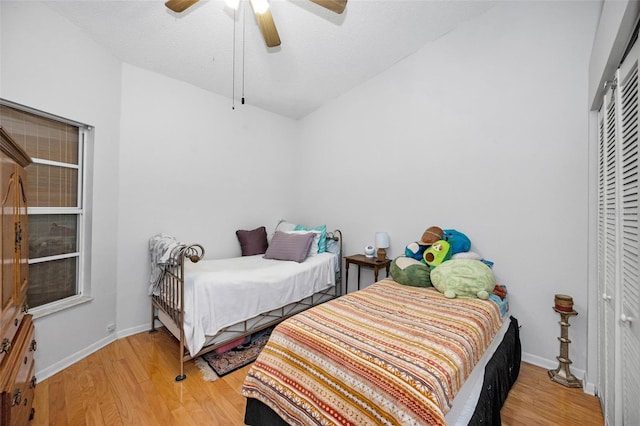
[391,226,503,300]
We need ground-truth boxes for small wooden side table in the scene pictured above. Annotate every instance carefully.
[345,254,392,292]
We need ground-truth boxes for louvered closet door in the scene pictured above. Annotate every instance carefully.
[597,83,618,426]
[618,38,640,426]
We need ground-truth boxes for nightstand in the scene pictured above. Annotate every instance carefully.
[345,254,392,291]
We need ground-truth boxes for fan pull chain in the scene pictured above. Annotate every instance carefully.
[232,6,236,110]
[242,1,246,105]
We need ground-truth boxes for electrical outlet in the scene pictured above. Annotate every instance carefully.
[106,323,116,333]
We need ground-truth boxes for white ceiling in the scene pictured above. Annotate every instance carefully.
[44,0,495,119]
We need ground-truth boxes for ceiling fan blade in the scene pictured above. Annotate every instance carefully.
[165,0,199,13]
[309,0,347,14]
[250,0,281,47]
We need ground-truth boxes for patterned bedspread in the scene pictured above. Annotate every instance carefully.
[241,278,504,426]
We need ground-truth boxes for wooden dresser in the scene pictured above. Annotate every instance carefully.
[0,126,36,425]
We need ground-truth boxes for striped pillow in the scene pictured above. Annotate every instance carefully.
[264,231,315,263]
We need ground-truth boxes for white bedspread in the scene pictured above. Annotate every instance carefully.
[182,252,338,357]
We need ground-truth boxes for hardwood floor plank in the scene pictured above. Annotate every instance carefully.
[169,405,200,426]
[62,360,92,425]
[115,337,153,384]
[137,378,179,426]
[75,357,106,426]
[85,351,124,426]
[97,349,142,424]
[47,371,69,425]
[31,329,603,425]
[32,378,49,425]
[112,357,177,426]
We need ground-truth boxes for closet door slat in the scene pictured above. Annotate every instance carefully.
[618,42,640,426]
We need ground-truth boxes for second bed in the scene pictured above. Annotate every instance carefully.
[242,278,520,425]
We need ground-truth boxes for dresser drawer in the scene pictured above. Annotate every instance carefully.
[0,306,26,369]
[3,363,35,426]
[0,315,36,426]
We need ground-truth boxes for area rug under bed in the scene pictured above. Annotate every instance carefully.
[195,330,272,381]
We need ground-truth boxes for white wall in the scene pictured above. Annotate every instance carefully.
[116,64,298,334]
[296,1,600,387]
[0,2,121,377]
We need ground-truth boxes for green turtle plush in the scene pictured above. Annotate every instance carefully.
[430,258,495,299]
[423,240,452,267]
[390,256,432,287]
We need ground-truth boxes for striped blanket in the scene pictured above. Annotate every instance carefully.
[241,278,503,426]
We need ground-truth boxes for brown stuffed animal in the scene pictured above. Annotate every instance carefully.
[493,284,507,300]
[419,226,444,246]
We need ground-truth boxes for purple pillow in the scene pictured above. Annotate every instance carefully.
[236,226,268,256]
[263,231,314,263]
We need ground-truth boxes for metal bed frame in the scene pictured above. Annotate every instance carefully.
[150,230,343,381]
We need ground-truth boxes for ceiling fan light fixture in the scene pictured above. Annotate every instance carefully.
[164,0,345,48]
[250,0,270,15]
[224,0,240,10]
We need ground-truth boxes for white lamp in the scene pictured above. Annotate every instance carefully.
[375,232,390,261]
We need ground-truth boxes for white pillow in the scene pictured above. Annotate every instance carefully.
[269,219,297,243]
[451,251,482,260]
[275,220,297,233]
[285,230,321,257]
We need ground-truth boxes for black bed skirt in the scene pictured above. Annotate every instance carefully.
[245,315,521,426]
[468,315,521,425]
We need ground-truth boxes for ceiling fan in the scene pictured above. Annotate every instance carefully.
[164,0,347,48]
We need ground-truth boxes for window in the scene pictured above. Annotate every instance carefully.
[0,100,90,312]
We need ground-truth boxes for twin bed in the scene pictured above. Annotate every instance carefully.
[149,227,343,381]
[149,227,520,425]
[242,279,519,425]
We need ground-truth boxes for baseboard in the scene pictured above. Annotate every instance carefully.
[522,351,596,396]
[35,334,116,382]
[34,322,158,382]
[115,322,156,340]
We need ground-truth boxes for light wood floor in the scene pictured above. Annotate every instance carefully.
[32,327,604,425]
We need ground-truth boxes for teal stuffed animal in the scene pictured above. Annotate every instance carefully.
[443,229,471,255]
[430,259,495,299]
[405,242,427,261]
